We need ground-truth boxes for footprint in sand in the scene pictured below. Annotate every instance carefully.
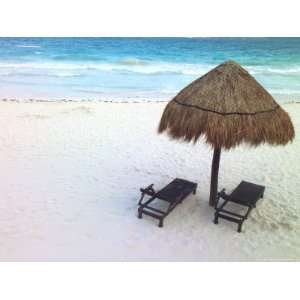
[19,113,50,119]
[61,106,94,115]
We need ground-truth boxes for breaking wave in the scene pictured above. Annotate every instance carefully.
[16,45,41,48]
[1,60,300,78]
[0,60,213,76]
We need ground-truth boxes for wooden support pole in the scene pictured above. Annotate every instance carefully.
[209,148,221,207]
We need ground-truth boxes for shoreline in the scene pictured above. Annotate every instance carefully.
[1,98,300,105]
[0,98,170,103]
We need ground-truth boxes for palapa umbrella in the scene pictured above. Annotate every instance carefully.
[158,60,295,206]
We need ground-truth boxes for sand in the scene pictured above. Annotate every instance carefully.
[0,100,299,261]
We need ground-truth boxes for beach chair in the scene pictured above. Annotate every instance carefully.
[214,181,265,232]
[138,178,197,227]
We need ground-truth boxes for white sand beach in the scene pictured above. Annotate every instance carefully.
[0,100,299,261]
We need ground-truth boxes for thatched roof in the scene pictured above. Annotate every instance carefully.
[158,60,295,149]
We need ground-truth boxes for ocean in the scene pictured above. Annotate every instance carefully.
[0,37,300,102]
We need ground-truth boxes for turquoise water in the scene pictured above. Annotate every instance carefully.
[0,37,300,102]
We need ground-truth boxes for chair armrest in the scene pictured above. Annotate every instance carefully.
[218,189,227,199]
[140,184,156,196]
[215,188,227,209]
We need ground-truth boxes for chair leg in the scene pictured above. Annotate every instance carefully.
[237,222,242,233]
[245,207,252,219]
[214,214,219,224]
[158,219,164,228]
[138,210,143,219]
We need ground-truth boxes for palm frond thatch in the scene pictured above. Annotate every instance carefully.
[158,60,295,149]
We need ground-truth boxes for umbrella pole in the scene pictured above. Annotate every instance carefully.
[209,147,221,207]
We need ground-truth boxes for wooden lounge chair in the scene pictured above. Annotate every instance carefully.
[214,181,265,232]
[138,178,197,227]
